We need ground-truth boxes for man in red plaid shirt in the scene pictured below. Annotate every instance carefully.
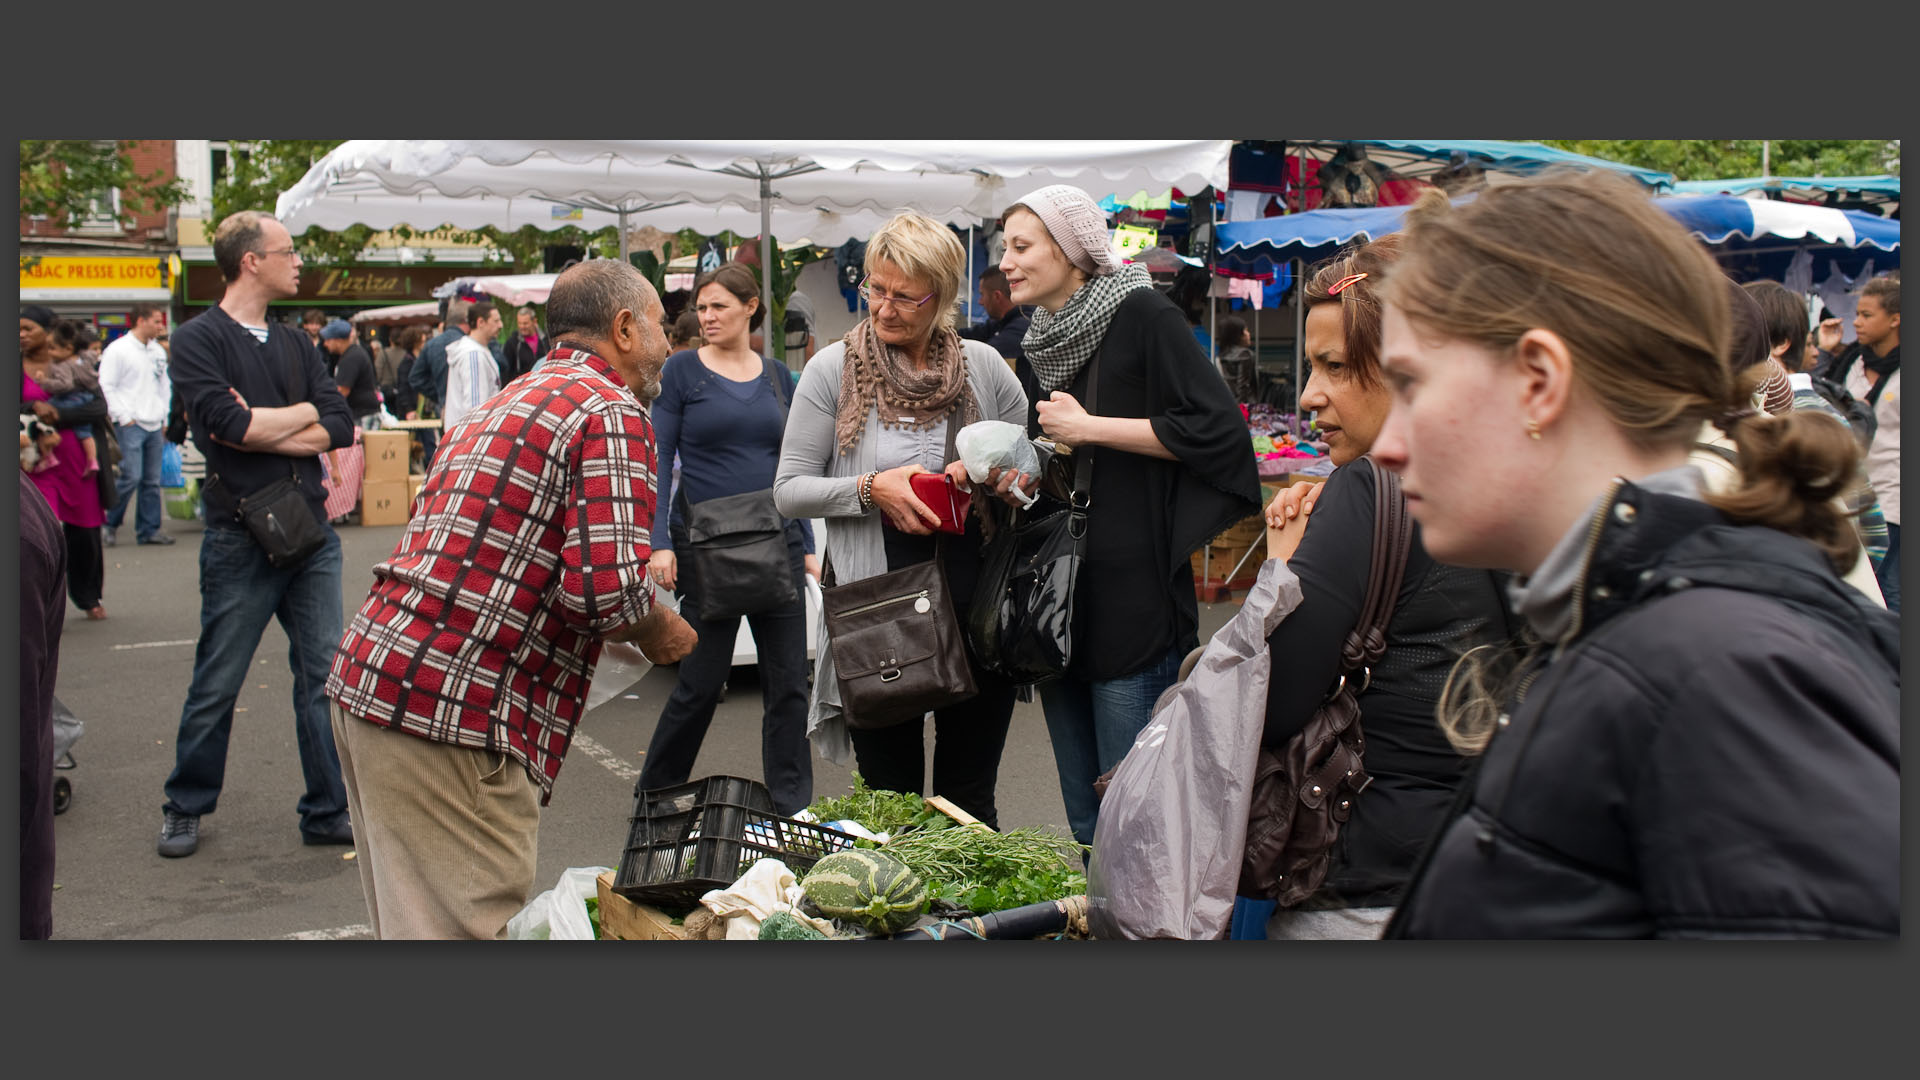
[326,260,697,939]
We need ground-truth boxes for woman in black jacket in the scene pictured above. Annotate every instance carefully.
[1372,171,1899,938]
[992,184,1262,848]
[1256,236,1516,938]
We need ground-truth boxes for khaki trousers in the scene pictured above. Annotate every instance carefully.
[331,702,542,940]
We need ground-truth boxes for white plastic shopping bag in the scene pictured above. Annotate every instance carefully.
[955,420,1041,507]
[505,865,613,940]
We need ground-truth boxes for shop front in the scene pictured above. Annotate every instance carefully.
[18,253,176,344]
[178,261,500,326]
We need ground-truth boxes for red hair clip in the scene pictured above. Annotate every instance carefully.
[1327,271,1369,296]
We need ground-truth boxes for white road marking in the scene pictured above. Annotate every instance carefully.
[573,732,641,782]
[281,923,373,940]
[113,638,200,651]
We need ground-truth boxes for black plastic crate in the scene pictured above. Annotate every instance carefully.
[612,775,862,909]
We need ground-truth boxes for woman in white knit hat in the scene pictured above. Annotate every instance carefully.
[992,183,1262,848]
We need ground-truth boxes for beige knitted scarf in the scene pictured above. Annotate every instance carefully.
[834,319,979,455]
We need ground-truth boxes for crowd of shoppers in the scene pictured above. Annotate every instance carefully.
[24,168,1898,943]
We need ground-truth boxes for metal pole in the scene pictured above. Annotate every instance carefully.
[967,224,975,326]
[1762,139,1771,180]
[1292,256,1305,439]
[618,209,630,261]
[760,174,775,359]
[1208,189,1217,367]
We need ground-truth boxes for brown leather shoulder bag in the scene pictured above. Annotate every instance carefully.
[1239,457,1411,907]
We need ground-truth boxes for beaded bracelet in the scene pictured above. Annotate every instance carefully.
[857,471,876,512]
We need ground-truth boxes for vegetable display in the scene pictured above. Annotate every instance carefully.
[884,826,1088,916]
[801,777,1089,922]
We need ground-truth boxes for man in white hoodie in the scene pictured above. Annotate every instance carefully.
[442,303,503,434]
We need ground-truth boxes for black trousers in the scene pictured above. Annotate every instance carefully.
[845,522,1016,830]
[638,537,813,815]
[63,522,104,611]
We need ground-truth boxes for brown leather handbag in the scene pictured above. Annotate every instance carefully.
[1239,457,1412,908]
[820,416,978,730]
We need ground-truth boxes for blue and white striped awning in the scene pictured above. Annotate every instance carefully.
[1214,194,1899,277]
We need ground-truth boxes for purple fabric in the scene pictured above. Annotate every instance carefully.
[22,373,104,528]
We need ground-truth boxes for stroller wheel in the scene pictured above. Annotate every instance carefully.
[53,777,71,815]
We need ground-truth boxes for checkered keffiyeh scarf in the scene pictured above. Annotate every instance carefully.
[1021,264,1155,392]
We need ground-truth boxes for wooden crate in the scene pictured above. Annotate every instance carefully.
[595,871,693,940]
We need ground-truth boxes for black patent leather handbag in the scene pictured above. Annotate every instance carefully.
[967,352,1099,686]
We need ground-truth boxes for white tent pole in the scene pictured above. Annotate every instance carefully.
[618,209,630,261]
[968,224,975,324]
[760,173,775,359]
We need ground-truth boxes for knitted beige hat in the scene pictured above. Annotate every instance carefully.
[1009,184,1121,276]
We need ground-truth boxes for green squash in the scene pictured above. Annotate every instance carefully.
[801,850,929,934]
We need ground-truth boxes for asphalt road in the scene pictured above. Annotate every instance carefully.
[46,514,1239,940]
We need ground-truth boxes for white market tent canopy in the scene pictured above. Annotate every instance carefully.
[349,300,441,325]
[276,140,1231,351]
[276,140,1230,241]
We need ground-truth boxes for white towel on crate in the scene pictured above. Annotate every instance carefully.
[698,859,836,940]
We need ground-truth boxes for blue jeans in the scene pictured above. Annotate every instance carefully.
[1876,521,1900,615]
[1038,645,1186,848]
[163,524,349,834]
[109,423,166,540]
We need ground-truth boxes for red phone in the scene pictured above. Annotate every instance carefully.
[908,472,968,535]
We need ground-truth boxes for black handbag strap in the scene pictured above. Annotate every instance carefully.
[1339,456,1413,675]
[1063,348,1101,538]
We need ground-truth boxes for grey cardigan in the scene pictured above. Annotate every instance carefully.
[773,338,1028,763]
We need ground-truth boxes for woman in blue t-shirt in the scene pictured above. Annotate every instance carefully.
[638,263,819,815]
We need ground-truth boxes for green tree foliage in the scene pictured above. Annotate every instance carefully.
[1536,140,1899,181]
[20,140,193,229]
[208,140,377,263]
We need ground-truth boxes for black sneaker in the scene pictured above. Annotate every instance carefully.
[301,815,354,846]
[158,810,200,857]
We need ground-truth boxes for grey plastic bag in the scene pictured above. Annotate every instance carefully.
[1085,558,1304,939]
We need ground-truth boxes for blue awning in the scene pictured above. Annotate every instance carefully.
[1670,175,1900,199]
[1285,139,1676,190]
[1215,194,1898,279]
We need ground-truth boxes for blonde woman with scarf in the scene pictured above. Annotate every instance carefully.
[995,185,1262,849]
[773,211,1029,829]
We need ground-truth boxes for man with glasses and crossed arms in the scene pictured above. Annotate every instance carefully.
[156,210,358,858]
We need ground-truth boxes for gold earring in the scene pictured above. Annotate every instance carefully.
[1525,418,1542,441]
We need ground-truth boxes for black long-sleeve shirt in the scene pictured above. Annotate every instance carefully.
[170,306,354,525]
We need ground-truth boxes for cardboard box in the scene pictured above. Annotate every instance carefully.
[594,871,693,940]
[407,473,425,506]
[362,430,412,482]
[360,478,411,526]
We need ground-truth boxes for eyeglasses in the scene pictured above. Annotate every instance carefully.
[255,247,299,259]
[1327,272,1369,296]
[858,279,935,311]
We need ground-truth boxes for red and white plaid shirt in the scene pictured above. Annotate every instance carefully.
[327,346,658,803]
